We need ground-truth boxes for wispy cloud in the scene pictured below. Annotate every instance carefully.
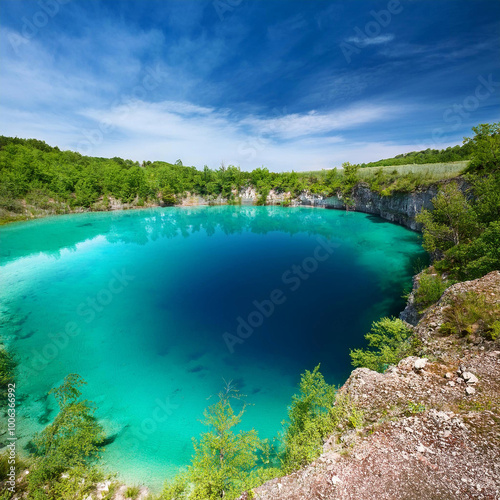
[0,0,499,171]
[346,34,395,47]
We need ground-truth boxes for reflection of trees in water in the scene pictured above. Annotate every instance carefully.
[129,206,342,243]
[0,206,379,264]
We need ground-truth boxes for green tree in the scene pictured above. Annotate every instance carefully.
[186,383,265,499]
[339,162,360,207]
[416,183,480,255]
[350,317,415,373]
[28,374,105,498]
[281,365,336,473]
[464,122,500,174]
[438,220,500,280]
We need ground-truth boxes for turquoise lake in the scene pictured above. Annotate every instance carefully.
[0,206,426,488]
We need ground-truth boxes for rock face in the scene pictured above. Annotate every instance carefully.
[247,271,500,500]
[298,178,469,231]
[399,273,423,325]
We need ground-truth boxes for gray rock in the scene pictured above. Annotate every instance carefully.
[414,358,428,370]
[465,386,476,395]
[462,372,479,385]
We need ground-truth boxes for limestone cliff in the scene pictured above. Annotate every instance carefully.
[297,178,469,231]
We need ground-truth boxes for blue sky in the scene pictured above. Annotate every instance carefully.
[0,0,499,171]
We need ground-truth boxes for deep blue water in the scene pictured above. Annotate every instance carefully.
[0,205,425,488]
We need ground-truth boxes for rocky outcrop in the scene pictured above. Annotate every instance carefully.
[399,272,425,325]
[247,271,500,500]
[297,178,469,231]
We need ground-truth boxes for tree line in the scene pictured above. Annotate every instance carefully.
[0,135,475,223]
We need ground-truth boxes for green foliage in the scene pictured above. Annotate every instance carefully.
[280,365,336,472]
[181,383,267,500]
[161,191,177,206]
[405,401,426,415]
[416,182,480,255]
[350,318,416,373]
[437,221,500,280]
[0,132,475,223]
[0,346,15,392]
[463,122,500,174]
[160,473,190,499]
[359,143,472,168]
[439,292,500,340]
[49,465,106,500]
[339,162,359,206]
[418,126,500,281]
[27,374,105,498]
[414,273,451,312]
[125,485,141,499]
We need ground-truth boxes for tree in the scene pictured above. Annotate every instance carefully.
[350,317,415,373]
[438,220,500,280]
[28,374,105,497]
[339,162,360,208]
[187,383,265,499]
[416,183,480,255]
[281,365,336,473]
[464,122,500,174]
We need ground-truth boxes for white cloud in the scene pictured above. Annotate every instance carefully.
[346,34,395,47]
[0,15,457,172]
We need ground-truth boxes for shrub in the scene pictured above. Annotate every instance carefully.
[0,347,15,391]
[176,383,268,500]
[350,317,417,373]
[438,221,500,280]
[279,366,362,473]
[416,183,481,255]
[414,273,450,312]
[406,401,426,415]
[125,485,141,499]
[27,374,105,498]
[463,122,500,174]
[280,365,336,473]
[439,292,500,340]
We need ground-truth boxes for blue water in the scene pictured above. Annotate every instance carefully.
[0,206,425,488]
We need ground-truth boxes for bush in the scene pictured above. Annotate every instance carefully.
[125,485,141,499]
[463,122,500,174]
[279,366,362,473]
[350,317,418,373]
[27,374,105,498]
[439,292,500,340]
[437,221,500,280]
[416,183,481,255]
[280,365,336,473]
[414,273,450,312]
[0,347,15,391]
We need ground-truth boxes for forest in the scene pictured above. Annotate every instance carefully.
[0,135,473,224]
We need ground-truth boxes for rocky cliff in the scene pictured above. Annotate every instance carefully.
[298,178,469,231]
[244,271,500,500]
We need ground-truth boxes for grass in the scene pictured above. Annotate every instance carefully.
[357,161,469,181]
[300,161,468,188]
